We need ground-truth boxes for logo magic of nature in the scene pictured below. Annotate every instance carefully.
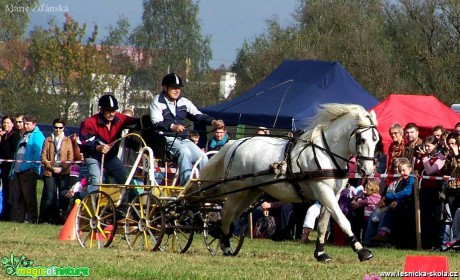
[1,253,90,278]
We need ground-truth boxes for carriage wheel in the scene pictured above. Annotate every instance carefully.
[160,207,195,253]
[124,193,165,251]
[203,210,246,256]
[75,191,117,249]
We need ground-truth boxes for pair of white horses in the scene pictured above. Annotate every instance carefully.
[188,103,379,262]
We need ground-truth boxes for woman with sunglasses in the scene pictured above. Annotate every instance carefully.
[40,118,74,224]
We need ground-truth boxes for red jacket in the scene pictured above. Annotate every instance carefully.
[414,152,446,189]
[79,112,138,161]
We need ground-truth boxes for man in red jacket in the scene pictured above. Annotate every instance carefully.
[79,94,138,192]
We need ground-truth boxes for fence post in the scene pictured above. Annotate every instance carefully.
[413,171,422,250]
[249,212,253,239]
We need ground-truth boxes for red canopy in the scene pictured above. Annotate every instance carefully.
[370,94,460,154]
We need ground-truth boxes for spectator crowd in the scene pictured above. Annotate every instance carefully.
[338,122,460,251]
[0,114,84,224]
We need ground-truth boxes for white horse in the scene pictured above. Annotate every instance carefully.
[186,103,379,262]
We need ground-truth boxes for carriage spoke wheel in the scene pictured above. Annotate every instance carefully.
[203,210,246,256]
[124,193,165,251]
[75,191,117,249]
[160,207,195,253]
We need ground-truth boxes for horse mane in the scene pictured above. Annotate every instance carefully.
[299,103,370,142]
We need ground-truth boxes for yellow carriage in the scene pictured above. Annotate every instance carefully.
[75,136,246,256]
[74,146,167,251]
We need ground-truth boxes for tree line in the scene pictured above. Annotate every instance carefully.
[1,0,459,125]
[0,0,220,124]
[233,0,460,105]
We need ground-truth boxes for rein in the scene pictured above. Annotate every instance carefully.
[178,168,347,204]
[182,130,352,204]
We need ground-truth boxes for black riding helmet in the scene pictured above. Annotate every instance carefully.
[161,73,183,88]
[98,94,119,110]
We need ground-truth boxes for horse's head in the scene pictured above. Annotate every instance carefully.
[349,110,379,177]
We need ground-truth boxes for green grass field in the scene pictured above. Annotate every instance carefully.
[0,221,459,280]
[0,181,458,279]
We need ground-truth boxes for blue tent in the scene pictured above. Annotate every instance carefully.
[200,60,379,131]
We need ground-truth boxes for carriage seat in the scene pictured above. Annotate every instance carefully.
[140,114,176,163]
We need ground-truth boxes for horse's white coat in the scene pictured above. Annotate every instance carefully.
[193,104,379,258]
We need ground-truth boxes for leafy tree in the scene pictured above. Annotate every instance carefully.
[131,0,215,103]
[232,19,303,95]
[27,14,119,124]
[101,17,139,111]
[0,0,38,41]
[299,0,397,100]
[232,0,460,105]
[102,16,131,46]
[0,39,35,116]
[384,0,460,105]
[0,0,39,114]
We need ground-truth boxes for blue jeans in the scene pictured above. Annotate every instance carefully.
[165,137,207,184]
[363,210,387,245]
[380,207,394,233]
[40,173,70,223]
[85,156,129,193]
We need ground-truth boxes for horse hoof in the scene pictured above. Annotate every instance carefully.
[358,248,373,262]
[314,252,332,263]
[221,246,233,256]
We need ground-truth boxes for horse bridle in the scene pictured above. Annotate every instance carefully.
[349,123,379,169]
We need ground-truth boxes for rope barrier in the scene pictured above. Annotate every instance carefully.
[0,159,83,164]
[349,173,460,181]
[0,159,178,174]
[1,155,459,182]
[0,132,146,165]
[0,132,174,173]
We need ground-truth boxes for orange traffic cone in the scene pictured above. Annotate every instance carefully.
[58,199,81,241]
[96,224,114,241]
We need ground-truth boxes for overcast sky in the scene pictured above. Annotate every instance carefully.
[27,0,298,68]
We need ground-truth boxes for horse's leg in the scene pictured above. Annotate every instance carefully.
[314,206,332,262]
[220,189,262,255]
[318,187,373,262]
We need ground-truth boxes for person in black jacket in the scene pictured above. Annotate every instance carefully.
[0,115,21,220]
